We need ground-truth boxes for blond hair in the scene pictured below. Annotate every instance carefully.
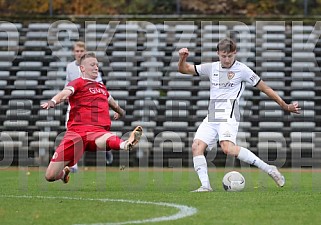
[79,52,96,65]
[73,41,86,50]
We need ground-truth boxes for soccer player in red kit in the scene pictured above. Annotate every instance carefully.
[41,52,143,183]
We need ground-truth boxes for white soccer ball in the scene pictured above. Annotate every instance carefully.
[222,171,245,192]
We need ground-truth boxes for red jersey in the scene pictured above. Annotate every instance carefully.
[66,77,111,129]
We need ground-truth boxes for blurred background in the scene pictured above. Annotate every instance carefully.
[0,0,320,169]
[0,0,317,17]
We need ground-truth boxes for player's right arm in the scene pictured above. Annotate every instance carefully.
[41,88,73,109]
[178,48,197,75]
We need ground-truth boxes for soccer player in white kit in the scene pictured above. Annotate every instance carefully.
[178,38,301,192]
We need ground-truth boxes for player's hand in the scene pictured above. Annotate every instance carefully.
[113,109,125,120]
[41,100,55,109]
[113,112,121,120]
[287,101,301,114]
[178,48,189,59]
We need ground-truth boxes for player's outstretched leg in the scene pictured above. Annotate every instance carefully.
[125,126,143,151]
[237,147,285,187]
[268,165,285,187]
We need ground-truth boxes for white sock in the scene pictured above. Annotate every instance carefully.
[119,141,127,150]
[237,147,270,173]
[71,163,78,169]
[193,155,211,188]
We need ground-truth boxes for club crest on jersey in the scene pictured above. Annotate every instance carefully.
[227,71,235,80]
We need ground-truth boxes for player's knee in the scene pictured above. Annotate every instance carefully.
[192,140,204,155]
[192,141,198,153]
[45,175,55,182]
[220,141,237,156]
[221,146,230,155]
[45,171,55,182]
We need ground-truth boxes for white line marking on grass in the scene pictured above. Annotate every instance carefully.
[1,195,197,225]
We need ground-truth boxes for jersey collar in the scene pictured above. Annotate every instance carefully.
[220,60,236,69]
[81,77,97,82]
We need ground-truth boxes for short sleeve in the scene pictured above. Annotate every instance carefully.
[65,78,83,95]
[195,63,214,78]
[242,65,261,87]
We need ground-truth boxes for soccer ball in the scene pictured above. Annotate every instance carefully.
[222,171,245,192]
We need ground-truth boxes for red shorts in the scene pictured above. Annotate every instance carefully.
[51,125,116,167]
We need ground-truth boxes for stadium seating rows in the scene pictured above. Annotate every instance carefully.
[0,21,321,166]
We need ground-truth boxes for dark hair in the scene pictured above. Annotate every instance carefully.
[217,38,237,53]
[79,52,96,65]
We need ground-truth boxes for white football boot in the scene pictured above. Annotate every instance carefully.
[268,165,285,187]
[191,186,213,192]
[124,126,143,151]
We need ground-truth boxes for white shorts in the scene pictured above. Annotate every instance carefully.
[194,117,239,150]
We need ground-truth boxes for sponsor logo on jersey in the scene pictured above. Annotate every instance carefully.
[250,74,258,83]
[212,82,235,88]
[89,87,107,95]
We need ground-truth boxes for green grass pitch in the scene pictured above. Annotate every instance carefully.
[1,167,321,225]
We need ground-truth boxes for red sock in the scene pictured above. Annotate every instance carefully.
[106,135,122,150]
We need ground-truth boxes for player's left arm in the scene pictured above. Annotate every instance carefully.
[256,80,301,114]
[108,95,125,120]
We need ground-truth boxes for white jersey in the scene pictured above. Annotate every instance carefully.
[65,60,103,86]
[195,60,260,122]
